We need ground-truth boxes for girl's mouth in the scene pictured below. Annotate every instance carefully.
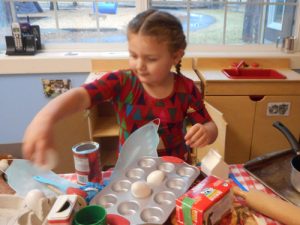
[138,72,148,77]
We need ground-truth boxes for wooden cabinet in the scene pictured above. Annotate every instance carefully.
[251,95,300,158]
[195,57,300,164]
[88,102,119,169]
[205,95,300,163]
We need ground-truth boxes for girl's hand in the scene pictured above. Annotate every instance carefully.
[185,123,209,148]
[184,121,218,148]
[22,117,55,167]
[22,87,91,168]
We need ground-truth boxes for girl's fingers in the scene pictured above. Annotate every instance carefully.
[185,124,201,140]
[185,124,209,147]
[22,137,36,161]
[34,139,50,166]
[232,186,246,198]
[189,135,208,148]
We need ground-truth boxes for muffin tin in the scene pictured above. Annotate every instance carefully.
[90,156,200,224]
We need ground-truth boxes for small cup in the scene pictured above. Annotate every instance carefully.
[73,205,107,225]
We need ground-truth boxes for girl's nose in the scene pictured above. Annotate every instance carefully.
[136,59,146,70]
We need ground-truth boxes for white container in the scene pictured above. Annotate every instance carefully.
[201,148,229,180]
[47,195,78,225]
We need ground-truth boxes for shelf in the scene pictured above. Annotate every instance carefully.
[96,137,119,168]
[92,116,119,138]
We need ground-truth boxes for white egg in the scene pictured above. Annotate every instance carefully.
[131,181,151,198]
[146,170,165,186]
[25,189,46,210]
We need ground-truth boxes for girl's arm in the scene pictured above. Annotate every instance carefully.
[22,87,91,166]
[184,121,218,148]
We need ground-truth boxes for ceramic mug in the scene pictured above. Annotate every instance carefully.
[73,205,107,225]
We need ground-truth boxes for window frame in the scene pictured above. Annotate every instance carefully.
[3,0,300,53]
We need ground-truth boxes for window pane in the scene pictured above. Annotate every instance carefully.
[274,3,285,23]
[0,0,136,48]
[15,1,57,44]
[226,3,263,44]
[150,0,190,40]
[53,1,133,44]
[0,1,13,51]
[189,3,225,44]
[151,0,298,45]
[265,1,297,43]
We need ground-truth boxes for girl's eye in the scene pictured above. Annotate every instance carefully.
[147,58,157,62]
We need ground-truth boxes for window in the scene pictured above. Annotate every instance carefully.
[267,0,285,30]
[0,0,299,51]
[151,0,298,45]
[0,0,136,50]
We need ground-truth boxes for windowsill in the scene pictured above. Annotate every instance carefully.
[0,50,300,74]
[0,50,129,74]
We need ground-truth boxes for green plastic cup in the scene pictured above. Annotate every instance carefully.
[73,205,107,225]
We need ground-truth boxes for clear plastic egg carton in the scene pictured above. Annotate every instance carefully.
[90,156,200,225]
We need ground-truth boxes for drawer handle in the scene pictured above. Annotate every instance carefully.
[249,95,264,101]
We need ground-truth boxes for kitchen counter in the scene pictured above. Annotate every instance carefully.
[198,68,300,81]
[88,57,200,81]
[195,57,300,96]
[293,69,300,74]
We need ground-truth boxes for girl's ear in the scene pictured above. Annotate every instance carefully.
[173,49,185,65]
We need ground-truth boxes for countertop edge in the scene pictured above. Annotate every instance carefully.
[0,51,299,74]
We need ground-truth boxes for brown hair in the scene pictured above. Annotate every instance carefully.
[127,9,187,75]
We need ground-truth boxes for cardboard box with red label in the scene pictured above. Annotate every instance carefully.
[176,175,233,225]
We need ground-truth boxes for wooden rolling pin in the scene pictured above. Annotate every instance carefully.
[233,186,300,225]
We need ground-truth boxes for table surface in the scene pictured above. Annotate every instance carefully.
[59,164,283,225]
[227,164,282,225]
[0,164,283,225]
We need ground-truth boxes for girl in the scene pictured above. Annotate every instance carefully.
[22,9,218,166]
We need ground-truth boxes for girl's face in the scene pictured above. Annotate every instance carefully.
[128,33,183,86]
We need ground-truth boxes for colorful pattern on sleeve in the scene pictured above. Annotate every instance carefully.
[82,69,212,160]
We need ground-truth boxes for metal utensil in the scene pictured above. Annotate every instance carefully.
[276,36,296,53]
[273,121,300,192]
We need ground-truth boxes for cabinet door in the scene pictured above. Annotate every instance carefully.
[251,95,300,159]
[206,96,256,164]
